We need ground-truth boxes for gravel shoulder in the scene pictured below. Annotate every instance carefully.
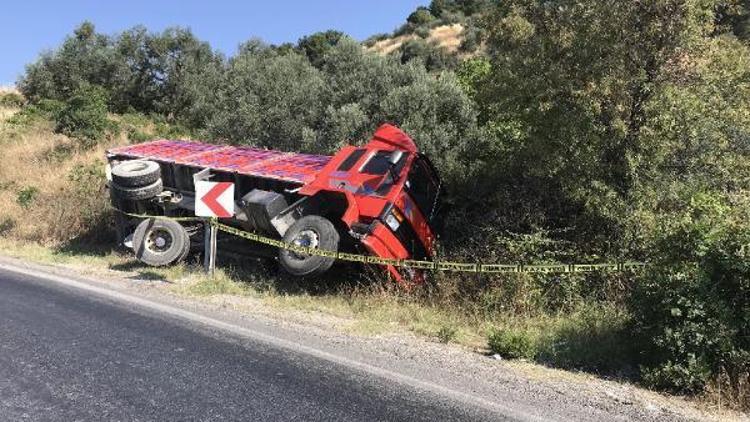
[0,255,746,422]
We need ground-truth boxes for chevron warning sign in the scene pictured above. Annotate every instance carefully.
[195,181,234,218]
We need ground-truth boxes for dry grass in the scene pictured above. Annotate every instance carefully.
[367,24,465,55]
[0,104,125,245]
[428,24,465,52]
[704,371,750,415]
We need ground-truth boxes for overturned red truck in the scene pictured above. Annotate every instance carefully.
[106,124,444,283]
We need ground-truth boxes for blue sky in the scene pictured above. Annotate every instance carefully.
[0,0,428,85]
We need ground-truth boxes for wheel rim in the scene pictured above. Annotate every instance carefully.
[145,228,173,254]
[289,229,319,260]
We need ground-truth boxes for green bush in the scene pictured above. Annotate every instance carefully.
[63,161,111,243]
[396,39,458,71]
[414,26,431,39]
[6,99,65,127]
[16,186,39,209]
[488,327,538,359]
[0,92,24,107]
[362,33,390,47]
[407,7,436,26]
[459,25,483,52]
[55,84,110,146]
[536,305,633,373]
[436,325,457,343]
[631,193,750,393]
[297,30,346,68]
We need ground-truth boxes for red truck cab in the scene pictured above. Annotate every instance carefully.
[302,124,443,281]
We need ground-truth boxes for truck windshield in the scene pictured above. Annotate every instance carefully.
[361,151,399,175]
[405,157,440,222]
[359,150,408,196]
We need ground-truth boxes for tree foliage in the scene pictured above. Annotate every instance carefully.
[19,22,223,122]
[296,30,346,68]
[395,39,459,72]
[54,84,110,146]
[465,0,750,392]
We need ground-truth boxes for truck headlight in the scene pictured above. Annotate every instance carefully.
[384,208,404,231]
[385,213,400,231]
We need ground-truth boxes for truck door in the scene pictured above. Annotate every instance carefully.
[389,155,442,258]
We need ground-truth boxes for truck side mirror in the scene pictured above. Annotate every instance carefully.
[388,150,403,166]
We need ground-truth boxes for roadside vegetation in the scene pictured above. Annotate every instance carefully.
[1,0,749,412]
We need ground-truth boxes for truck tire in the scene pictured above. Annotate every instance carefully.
[133,218,190,267]
[279,216,340,277]
[111,179,163,201]
[178,227,194,262]
[111,160,161,187]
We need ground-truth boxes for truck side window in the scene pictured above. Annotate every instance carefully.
[337,149,365,172]
[406,158,439,221]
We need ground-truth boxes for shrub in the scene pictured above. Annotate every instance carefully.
[536,305,633,374]
[488,327,538,359]
[436,325,457,343]
[0,92,24,107]
[414,26,431,39]
[6,99,65,127]
[459,25,483,52]
[396,39,458,71]
[630,193,750,393]
[407,7,436,26]
[297,30,346,68]
[16,186,39,209]
[52,161,111,244]
[363,33,390,47]
[55,84,110,146]
[0,217,16,235]
[206,46,325,152]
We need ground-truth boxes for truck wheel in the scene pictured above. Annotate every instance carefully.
[178,227,194,262]
[279,216,339,277]
[111,179,163,201]
[133,218,190,267]
[112,160,161,187]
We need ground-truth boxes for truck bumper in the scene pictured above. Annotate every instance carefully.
[360,221,426,285]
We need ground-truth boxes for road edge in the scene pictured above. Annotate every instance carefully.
[0,258,547,422]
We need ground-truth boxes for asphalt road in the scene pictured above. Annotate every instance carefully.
[0,268,507,422]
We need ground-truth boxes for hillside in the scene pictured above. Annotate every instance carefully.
[366,23,466,55]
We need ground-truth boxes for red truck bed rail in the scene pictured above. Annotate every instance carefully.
[109,140,331,185]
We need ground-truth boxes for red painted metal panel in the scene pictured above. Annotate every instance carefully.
[108,140,332,185]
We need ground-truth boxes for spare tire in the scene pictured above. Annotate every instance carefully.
[112,160,161,187]
[279,216,339,277]
[133,218,190,267]
[111,179,163,201]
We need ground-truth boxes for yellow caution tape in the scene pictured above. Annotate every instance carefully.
[115,209,647,274]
